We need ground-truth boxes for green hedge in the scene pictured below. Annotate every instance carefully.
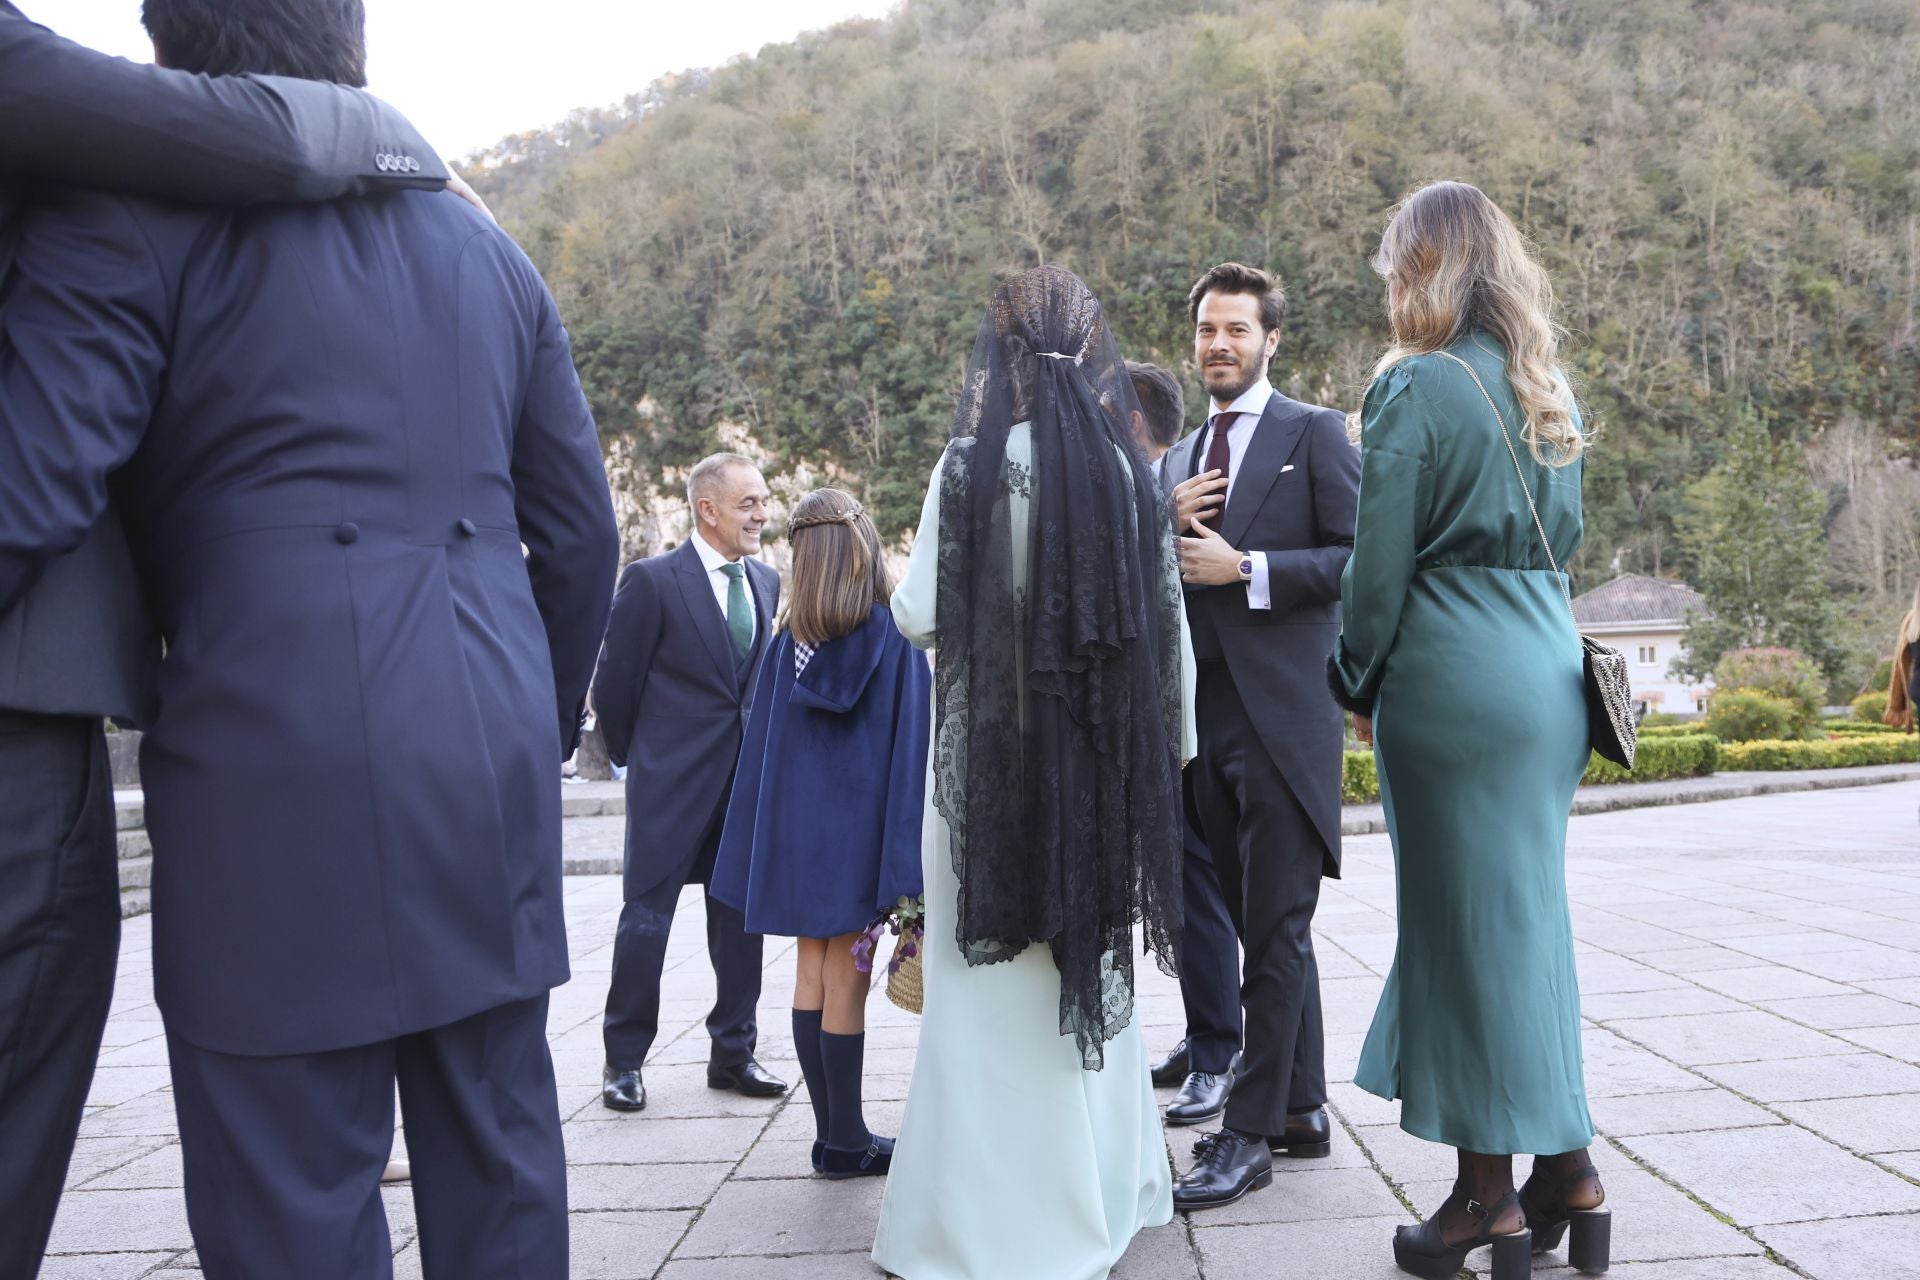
[1640,723,1710,739]
[1340,729,1917,806]
[1852,690,1890,724]
[1585,734,1718,785]
[1649,719,1903,740]
[1343,752,1378,805]
[1719,735,1920,771]
[1340,733,1719,803]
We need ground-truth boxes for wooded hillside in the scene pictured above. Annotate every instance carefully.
[470,0,1920,688]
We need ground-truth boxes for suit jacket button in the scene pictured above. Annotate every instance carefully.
[334,522,360,545]
[458,517,477,537]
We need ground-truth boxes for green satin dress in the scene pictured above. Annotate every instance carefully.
[1333,335,1595,1156]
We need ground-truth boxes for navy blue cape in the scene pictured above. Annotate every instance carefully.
[711,604,930,938]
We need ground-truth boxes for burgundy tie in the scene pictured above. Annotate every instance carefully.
[1199,412,1238,532]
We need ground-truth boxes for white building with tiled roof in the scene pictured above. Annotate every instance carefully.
[1570,575,1713,715]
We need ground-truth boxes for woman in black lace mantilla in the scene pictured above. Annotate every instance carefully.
[874,265,1195,1280]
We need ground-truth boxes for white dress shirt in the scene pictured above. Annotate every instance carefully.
[1191,379,1276,610]
[691,529,759,632]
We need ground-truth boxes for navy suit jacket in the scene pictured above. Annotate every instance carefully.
[0,186,619,1056]
[592,539,778,902]
[1164,393,1360,874]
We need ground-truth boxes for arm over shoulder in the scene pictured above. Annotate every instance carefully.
[0,9,447,201]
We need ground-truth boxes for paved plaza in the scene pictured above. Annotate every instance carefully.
[42,781,1920,1279]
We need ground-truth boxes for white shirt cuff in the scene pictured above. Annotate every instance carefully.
[1246,551,1271,611]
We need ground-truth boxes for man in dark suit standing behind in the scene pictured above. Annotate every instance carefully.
[1165,263,1360,1211]
[593,453,789,1112]
[1130,360,1249,1126]
[0,1,618,1272]
[0,4,447,1273]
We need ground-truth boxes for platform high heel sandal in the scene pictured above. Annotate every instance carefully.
[1522,1161,1611,1273]
[1392,1190,1532,1280]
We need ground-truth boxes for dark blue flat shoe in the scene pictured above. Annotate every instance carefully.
[820,1133,894,1180]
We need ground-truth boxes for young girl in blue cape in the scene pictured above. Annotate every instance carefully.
[712,487,930,1179]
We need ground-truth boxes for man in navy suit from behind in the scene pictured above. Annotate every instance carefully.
[0,1,619,1275]
[0,3,451,1271]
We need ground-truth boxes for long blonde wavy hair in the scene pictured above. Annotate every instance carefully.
[1368,180,1586,466]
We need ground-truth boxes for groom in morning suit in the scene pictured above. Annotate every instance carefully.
[594,453,789,1111]
[1167,263,1359,1211]
[0,4,446,1270]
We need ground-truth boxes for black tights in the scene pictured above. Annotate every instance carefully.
[1429,1147,1605,1246]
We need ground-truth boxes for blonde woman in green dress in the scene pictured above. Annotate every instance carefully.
[1332,181,1611,1280]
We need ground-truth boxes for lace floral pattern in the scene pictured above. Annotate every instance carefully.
[930,266,1184,1070]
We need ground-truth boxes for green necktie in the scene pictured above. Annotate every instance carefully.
[720,562,753,660]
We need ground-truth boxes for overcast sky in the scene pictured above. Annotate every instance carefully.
[42,0,895,157]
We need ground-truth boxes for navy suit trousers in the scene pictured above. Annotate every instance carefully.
[1176,770,1244,1075]
[603,823,762,1071]
[0,711,118,1276]
[167,994,566,1280]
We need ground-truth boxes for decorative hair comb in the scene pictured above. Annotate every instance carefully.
[789,503,866,531]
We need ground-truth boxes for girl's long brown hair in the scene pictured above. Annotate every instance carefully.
[783,488,892,647]
[1370,180,1586,467]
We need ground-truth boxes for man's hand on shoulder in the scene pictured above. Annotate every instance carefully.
[446,167,495,223]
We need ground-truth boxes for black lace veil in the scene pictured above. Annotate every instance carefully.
[931,265,1184,1070]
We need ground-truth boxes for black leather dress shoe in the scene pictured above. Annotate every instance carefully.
[1173,1129,1273,1212]
[1165,1071,1233,1126]
[707,1058,789,1096]
[601,1065,645,1112]
[1150,1039,1191,1087]
[1268,1105,1332,1158]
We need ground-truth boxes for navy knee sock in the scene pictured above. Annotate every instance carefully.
[819,1030,871,1152]
[790,1009,828,1144]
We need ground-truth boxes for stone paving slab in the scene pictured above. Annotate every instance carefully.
[1754,1215,1920,1280]
[41,779,1920,1278]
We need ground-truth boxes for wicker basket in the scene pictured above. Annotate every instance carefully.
[885,941,924,1015]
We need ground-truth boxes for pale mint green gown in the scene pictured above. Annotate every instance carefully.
[872,426,1192,1280]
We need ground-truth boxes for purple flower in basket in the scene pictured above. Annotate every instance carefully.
[853,894,927,976]
[886,925,923,977]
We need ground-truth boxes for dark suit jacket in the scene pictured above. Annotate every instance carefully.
[592,539,779,902]
[0,1,447,722]
[1164,392,1361,875]
[0,186,619,1057]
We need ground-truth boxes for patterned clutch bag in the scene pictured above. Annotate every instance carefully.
[1436,352,1637,770]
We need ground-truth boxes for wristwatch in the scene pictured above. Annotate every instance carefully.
[1237,553,1255,583]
